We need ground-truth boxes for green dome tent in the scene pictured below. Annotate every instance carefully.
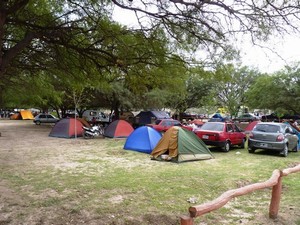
[151,126,214,162]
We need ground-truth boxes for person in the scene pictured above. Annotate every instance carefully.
[293,120,298,127]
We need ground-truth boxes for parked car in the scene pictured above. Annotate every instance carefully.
[34,113,60,125]
[195,122,246,152]
[82,110,110,125]
[248,122,298,157]
[261,113,280,122]
[234,113,260,122]
[146,119,193,132]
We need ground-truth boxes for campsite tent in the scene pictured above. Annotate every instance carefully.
[10,110,34,120]
[124,126,162,154]
[77,117,91,128]
[10,113,20,120]
[104,119,134,138]
[20,110,34,119]
[244,121,260,133]
[151,126,214,162]
[49,118,83,138]
[135,111,170,126]
[209,113,228,122]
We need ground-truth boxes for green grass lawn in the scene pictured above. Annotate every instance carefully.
[1,135,300,225]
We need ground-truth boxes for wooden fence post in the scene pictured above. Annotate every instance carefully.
[180,215,194,225]
[180,165,300,224]
[269,171,283,219]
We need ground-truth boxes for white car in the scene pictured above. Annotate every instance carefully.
[34,114,59,125]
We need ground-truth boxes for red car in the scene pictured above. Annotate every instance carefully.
[195,122,246,152]
[146,119,193,132]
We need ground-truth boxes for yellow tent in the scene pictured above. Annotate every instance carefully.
[10,110,34,120]
[20,110,34,120]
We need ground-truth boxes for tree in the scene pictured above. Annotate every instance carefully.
[2,1,300,111]
[1,1,169,107]
[166,67,215,117]
[213,64,259,117]
[1,1,186,112]
[246,63,300,115]
[111,1,300,53]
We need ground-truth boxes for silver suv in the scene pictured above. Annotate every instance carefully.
[248,122,298,157]
[34,113,59,125]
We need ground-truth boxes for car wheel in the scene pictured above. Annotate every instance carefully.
[292,145,298,152]
[280,144,289,157]
[293,142,299,152]
[248,147,255,153]
[240,139,245,149]
[223,141,230,152]
[280,144,288,157]
[35,121,41,125]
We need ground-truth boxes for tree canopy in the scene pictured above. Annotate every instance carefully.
[246,64,300,115]
[111,1,300,51]
[1,0,300,116]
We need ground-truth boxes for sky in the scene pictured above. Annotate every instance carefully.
[240,35,300,73]
[113,7,300,74]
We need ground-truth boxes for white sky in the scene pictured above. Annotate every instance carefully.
[240,35,300,73]
[113,7,300,73]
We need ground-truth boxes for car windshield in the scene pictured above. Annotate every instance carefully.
[253,124,280,133]
[200,123,224,131]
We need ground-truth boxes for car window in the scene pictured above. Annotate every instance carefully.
[254,124,280,133]
[226,124,234,132]
[233,124,242,132]
[39,115,46,119]
[172,121,181,126]
[89,111,97,116]
[155,120,161,125]
[200,123,224,131]
[100,112,106,118]
[46,115,54,119]
[165,121,172,126]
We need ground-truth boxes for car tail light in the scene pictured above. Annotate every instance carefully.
[249,132,254,139]
[276,134,284,142]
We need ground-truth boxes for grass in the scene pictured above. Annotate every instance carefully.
[1,132,300,224]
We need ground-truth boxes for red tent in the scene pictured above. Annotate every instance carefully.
[191,119,204,126]
[104,120,134,138]
[49,118,83,138]
[244,121,260,133]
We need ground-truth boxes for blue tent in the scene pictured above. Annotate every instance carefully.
[209,113,229,122]
[135,111,170,125]
[124,126,162,154]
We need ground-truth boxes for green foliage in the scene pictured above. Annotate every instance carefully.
[166,67,216,114]
[2,0,300,116]
[246,64,300,114]
[213,64,260,117]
